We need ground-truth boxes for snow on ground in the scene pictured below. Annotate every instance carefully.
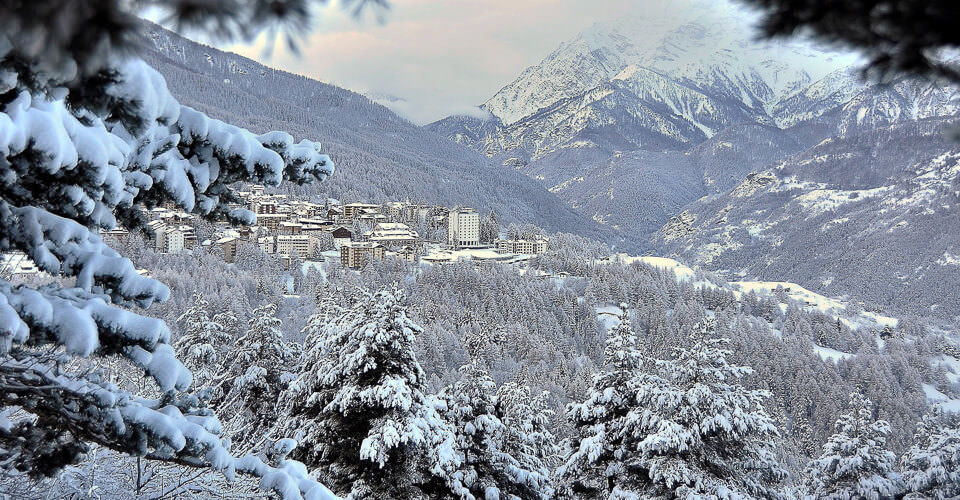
[813,345,854,363]
[934,355,960,384]
[795,186,890,217]
[605,254,697,281]
[922,383,960,413]
[0,253,40,275]
[596,305,624,331]
[421,246,530,264]
[730,281,898,332]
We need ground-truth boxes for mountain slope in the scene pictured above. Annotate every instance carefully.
[657,117,960,318]
[137,23,627,245]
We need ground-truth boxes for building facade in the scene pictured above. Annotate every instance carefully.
[495,238,549,255]
[341,242,385,268]
[447,208,480,248]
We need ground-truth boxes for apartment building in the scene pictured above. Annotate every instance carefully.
[367,222,421,248]
[447,208,480,248]
[495,238,549,255]
[341,242,385,268]
[277,235,313,258]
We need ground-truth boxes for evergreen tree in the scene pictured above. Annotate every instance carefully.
[174,293,232,386]
[281,288,460,499]
[556,307,645,498]
[212,302,295,452]
[439,362,554,500]
[495,381,560,486]
[627,318,787,499]
[805,392,904,499]
[900,408,960,499]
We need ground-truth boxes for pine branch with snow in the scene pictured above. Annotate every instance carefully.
[0,10,338,497]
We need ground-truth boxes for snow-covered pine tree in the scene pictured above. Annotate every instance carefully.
[281,288,460,499]
[494,380,559,489]
[900,407,960,499]
[556,306,645,498]
[0,2,346,496]
[439,362,554,500]
[626,318,787,499]
[212,302,295,452]
[174,293,232,386]
[805,392,904,499]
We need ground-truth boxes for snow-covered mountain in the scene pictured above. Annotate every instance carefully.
[433,8,854,151]
[428,8,959,234]
[657,117,960,319]
[426,12,867,235]
[427,9,960,320]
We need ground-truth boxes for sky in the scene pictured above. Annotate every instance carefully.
[217,0,705,125]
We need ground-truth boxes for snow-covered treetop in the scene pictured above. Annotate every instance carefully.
[806,392,903,499]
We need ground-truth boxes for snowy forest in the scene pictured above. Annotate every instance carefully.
[2,0,960,499]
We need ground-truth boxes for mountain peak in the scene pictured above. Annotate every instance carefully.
[480,8,855,127]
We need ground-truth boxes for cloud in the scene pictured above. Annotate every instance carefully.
[219,0,735,124]
[447,105,495,122]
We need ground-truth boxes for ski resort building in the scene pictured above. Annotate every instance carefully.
[447,208,480,248]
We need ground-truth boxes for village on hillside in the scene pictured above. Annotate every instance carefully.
[86,185,549,272]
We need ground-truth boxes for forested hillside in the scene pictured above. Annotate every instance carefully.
[9,228,954,497]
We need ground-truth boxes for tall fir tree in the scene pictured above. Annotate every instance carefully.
[805,392,904,500]
[281,288,460,499]
[212,302,295,452]
[494,380,560,488]
[556,307,645,498]
[174,293,232,386]
[625,318,787,499]
[439,362,554,500]
[900,407,960,499]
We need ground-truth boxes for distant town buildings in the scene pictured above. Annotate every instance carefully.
[217,236,240,263]
[277,235,314,258]
[447,208,480,248]
[366,222,421,248]
[332,227,353,249]
[102,185,548,269]
[342,202,379,219]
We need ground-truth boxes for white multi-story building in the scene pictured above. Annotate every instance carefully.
[277,235,312,258]
[447,208,480,248]
[495,238,549,255]
[161,226,186,253]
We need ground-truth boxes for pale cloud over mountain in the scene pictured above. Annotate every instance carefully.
[220,0,733,124]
